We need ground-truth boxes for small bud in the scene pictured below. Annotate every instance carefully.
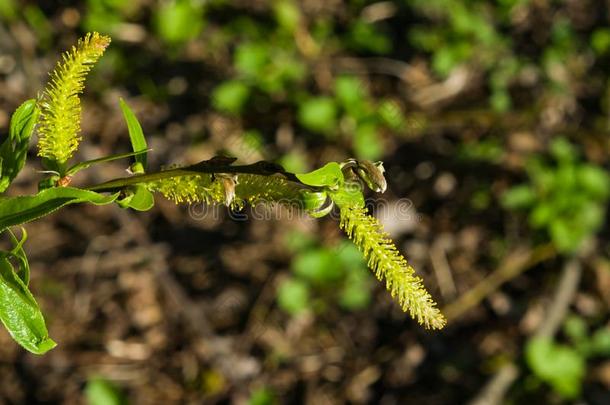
[341,159,388,193]
[355,160,387,193]
[130,162,145,174]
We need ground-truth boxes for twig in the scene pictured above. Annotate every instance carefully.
[468,257,583,405]
[443,243,555,321]
[429,236,457,301]
[534,258,582,339]
[86,160,309,193]
[469,363,519,405]
[361,2,398,23]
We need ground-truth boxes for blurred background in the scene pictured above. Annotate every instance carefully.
[1,0,609,404]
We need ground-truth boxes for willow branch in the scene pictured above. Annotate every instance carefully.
[86,160,306,193]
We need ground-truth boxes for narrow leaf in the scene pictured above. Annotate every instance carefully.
[7,228,30,285]
[119,98,147,170]
[0,187,118,231]
[0,257,56,354]
[0,99,39,193]
[65,149,151,176]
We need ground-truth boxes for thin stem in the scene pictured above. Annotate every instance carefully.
[66,149,151,176]
[442,243,556,321]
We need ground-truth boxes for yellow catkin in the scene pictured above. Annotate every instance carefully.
[146,174,225,205]
[146,172,305,208]
[340,206,446,329]
[235,174,304,206]
[37,32,110,163]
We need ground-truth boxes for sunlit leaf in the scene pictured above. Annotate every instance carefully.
[0,99,39,193]
[0,187,119,231]
[296,162,343,189]
[0,257,55,354]
[119,98,148,170]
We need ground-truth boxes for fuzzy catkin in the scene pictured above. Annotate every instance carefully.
[146,172,306,208]
[37,32,110,163]
[339,205,446,329]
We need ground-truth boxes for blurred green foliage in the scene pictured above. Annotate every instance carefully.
[0,0,17,21]
[248,387,277,405]
[408,0,518,110]
[203,2,411,162]
[83,0,133,34]
[155,0,205,45]
[526,315,610,399]
[85,377,126,405]
[502,138,609,253]
[277,231,372,315]
[526,337,585,398]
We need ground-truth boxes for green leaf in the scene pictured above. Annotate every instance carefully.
[591,28,610,55]
[577,164,609,199]
[490,88,511,112]
[116,186,154,211]
[66,150,150,177]
[212,80,250,114]
[550,138,576,163]
[0,257,55,354]
[301,191,333,218]
[296,162,344,189]
[297,97,337,135]
[293,248,344,285]
[85,377,125,405]
[0,187,119,231]
[378,99,407,131]
[283,230,316,252]
[119,98,148,170]
[273,0,300,32]
[278,150,308,173]
[563,315,587,345]
[525,338,585,399]
[336,241,366,269]
[529,202,555,228]
[329,181,365,209]
[9,99,38,147]
[155,0,204,45]
[347,20,391,54]
[338,275,370,310]
[127,186,154,211]
[549,218,582,253]
[590,328,610,356]
[248,387,276,405]
[277,278,310,315]
[6,228,30,285]
[353,122,383,161]
[432,43,471,77]
[501,185,536,209]
[334,76,365,113]
[0,99,39,193]
[235,42,269,77]
[0,0,17,21]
